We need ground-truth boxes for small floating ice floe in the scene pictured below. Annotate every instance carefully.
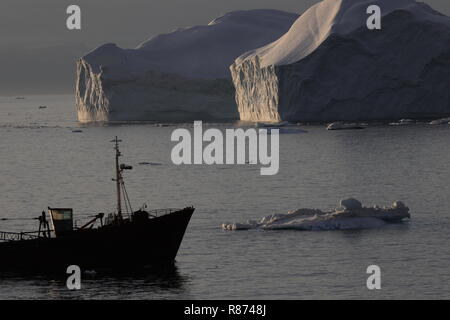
[222,198,410,231]
[84,269,97,275]
[255,121,307,134]
[155,124,172,127]
[429,117,450,125]
[326,122,367,130]
[255,121,289,128]
[138,162,163,166]
[389,119,416,126]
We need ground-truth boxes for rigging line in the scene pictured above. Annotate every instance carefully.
[122,187,129,214]
[0,217,38,221]
[1,213,104,221]
[124,186,132,214]
[73,213,106,218]
[121,181,133,214]
[120,182,129,214]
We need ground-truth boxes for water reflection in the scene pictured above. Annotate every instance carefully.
[0,264,189,299]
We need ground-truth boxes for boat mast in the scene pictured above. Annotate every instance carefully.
[111,136,134,222]
[113,136,123,221]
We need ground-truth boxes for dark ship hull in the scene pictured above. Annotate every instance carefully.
[0,207,194,272]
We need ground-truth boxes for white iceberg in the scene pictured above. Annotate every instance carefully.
[222,199,410,231]
[231,0,450,123]
[429,117,450,125]
[76,10,299,122]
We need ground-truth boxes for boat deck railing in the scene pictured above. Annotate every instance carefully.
[0,231,40,242]
[147,208,182,217]
[1,208,187,240]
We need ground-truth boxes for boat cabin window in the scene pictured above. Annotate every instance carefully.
[49,208,73,237]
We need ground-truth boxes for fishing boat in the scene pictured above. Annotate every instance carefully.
[0,137,194,272]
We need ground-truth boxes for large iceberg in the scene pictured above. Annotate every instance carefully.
[76,10,298,122]
[231,0,450,122]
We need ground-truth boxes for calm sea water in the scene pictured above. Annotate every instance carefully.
[0,95,449,299]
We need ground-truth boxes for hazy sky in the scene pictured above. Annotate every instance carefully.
[1,0,449,95]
